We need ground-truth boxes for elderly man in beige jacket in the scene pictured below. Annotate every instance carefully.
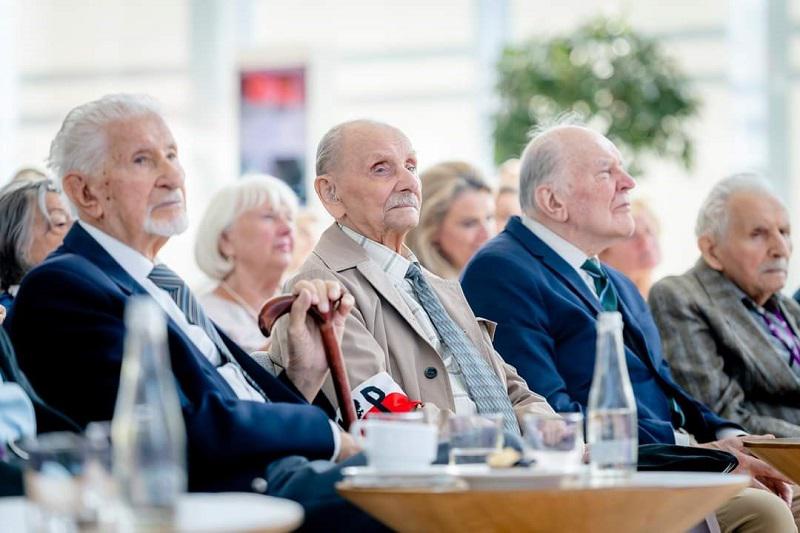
[271,119,553,431]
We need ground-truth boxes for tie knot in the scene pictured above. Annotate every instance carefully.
[581,258,605,279]
[148,264,184,291]
[405,262,423,281]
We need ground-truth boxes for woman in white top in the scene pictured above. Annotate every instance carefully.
[195,174,299,353]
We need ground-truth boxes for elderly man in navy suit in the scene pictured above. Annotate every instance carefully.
[461,124,796,532]
[5,94,386,531]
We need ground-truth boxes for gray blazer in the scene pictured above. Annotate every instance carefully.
[649,259,800,437]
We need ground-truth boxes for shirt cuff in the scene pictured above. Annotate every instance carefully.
[328,420,341,461]
[673,430,692,446]
[716,427,748,440]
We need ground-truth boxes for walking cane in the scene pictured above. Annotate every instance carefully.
[258,294,358,430]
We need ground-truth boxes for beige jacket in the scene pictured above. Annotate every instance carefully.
[270,224,553,423]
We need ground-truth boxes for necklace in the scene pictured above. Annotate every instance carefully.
[220,281,261,320]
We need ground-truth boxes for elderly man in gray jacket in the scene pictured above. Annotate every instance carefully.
[650,173,800,437]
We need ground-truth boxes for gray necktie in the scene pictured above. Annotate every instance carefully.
[148,264,268,400]
[405,263,520,434]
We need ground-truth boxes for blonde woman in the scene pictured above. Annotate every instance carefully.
[406,161,496,279]
[599,198,662,299]
[195,174,298,352]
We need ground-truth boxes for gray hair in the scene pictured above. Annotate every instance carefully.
[315,119,402,176]
[695,173,778,239]
[518,115,585,214]
[47,93,163,182]
[0,177,63,289]
[194,174,299,280]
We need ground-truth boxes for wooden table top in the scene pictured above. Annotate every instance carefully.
[744,438,800,485]
[338,471,748,533]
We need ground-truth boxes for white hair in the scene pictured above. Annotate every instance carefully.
[315,119,402,176]
[695,173,779,239]
[518,115,585,214]
[194,174,299,280]
[47,93,163,183]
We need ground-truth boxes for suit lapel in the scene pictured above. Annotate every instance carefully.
[63,224,242,398]
[696,262,800,388]
[314,224,438,352]
[506,217,601,315]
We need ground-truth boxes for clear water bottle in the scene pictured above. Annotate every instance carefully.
[112,296,187,529]
[587,312,638,476]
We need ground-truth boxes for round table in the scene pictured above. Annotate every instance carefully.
[0,492,304,532]
[338,470,749,533]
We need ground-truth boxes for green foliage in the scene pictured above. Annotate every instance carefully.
[494,16,700,173]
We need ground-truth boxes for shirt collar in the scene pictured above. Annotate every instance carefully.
[338,223,418,283]
[78,221,159,283]
[520,215,593,272]
[8,285,19,297]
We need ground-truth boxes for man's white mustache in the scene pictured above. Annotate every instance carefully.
[761,259,788,273]
[386,193,419,209]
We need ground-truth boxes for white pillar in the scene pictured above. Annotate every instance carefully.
[475,0,509,178]
[728,0,790,198]
[0,0,19,181]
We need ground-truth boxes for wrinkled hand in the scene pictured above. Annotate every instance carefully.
[700,435,793,505]
[337,430,362,462]
[285,279,354,402]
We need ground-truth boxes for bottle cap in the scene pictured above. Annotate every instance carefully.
[124,295,167,340]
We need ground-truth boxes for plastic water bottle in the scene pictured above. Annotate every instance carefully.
[587,311,638,476]
[112,296,187,528]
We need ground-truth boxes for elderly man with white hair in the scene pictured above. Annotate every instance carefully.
[5,94,393,531]
[462,125,797,532]
[650,174,800,437]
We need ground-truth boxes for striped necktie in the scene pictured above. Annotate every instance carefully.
[581,258,618,312]
[148,264,268,400]
[405,263,520,434]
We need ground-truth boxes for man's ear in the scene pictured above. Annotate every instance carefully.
[534,183,568,223]
[698,234,723,271]
[62,172,103,220]
[315,175,346,219]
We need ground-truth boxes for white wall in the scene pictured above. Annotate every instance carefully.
[5,0,800,293]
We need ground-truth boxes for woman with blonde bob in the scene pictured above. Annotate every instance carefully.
[195,174,298,352]
[406,161,496,279]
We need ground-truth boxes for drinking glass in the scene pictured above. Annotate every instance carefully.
[23,432,85,533]
[446,414,503,465]
[521,412,584,472]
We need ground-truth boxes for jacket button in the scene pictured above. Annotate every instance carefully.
[251,477,268,493]
[424,367,438,379]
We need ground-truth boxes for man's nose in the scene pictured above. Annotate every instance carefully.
[618,169,636,191]
[398,166,421,192]
[771,232,792,258]
[158,155,184,188]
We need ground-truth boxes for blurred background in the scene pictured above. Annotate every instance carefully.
[1,0,798,291]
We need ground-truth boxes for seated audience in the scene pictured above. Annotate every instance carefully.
[406,161,496,279]
[494,158,522,232]
[599,198,662,299]
[271,120,553,433]
[461,123,795,532]
[0,177,73,311]
[195,174,297,352]
[5,94,387,531]
[649,174,800,437]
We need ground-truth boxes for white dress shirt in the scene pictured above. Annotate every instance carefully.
[518,217,744,443]
[79,222,341,458]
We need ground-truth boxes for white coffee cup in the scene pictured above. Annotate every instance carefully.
[350,412,438,471]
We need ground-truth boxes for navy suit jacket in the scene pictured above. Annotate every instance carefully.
[461,217,737,445]
[6,224,336,492]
